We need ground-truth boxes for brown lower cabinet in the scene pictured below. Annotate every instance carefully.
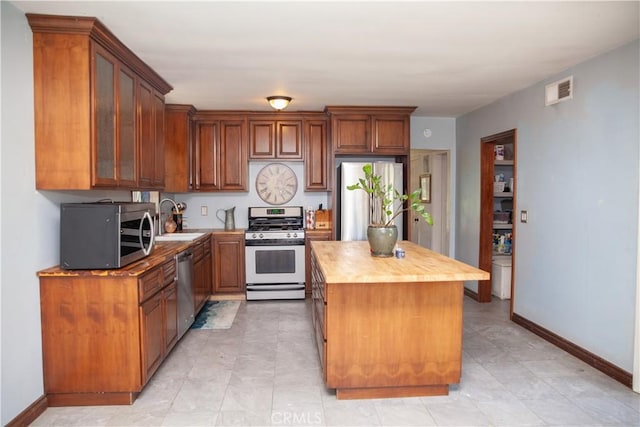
[305,229,332,297]
[212,231,246,294]
[193,237,212,312]
[39,258,178,406]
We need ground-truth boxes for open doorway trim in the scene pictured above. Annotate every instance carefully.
[634,152,640,393]
[409,149,451,257]
[470,129,517,312]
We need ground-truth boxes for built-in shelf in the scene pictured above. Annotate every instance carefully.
[492,252,512,258]
[494,191,513,197]
[495,159,514,166]
[493,223,513,230]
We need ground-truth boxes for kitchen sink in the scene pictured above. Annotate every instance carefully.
[155,232,205,242]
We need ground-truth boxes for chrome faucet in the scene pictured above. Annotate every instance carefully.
[158,198,180,236]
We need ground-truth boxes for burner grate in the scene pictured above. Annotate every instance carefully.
[246,206,305,241]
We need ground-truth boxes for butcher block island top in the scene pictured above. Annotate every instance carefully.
[311,240,489,284]
[309,240,489,400]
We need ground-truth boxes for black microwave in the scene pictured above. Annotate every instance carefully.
[60,202,156,270]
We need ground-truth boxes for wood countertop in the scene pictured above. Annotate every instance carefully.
[38,229,244,277]
[311,240,489,284]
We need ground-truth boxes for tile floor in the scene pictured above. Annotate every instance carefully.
[33,297,640,426]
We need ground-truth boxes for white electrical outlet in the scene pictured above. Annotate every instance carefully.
[201,206,208,216]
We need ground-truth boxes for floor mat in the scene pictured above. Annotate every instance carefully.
[191,300,240,330]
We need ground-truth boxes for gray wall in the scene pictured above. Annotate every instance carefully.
[2,5,47,422]
[456,40,639,371]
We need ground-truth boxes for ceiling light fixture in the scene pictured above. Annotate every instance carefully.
[266,96,292,110]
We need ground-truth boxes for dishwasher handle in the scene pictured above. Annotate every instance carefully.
[176,250,193,281]
[176,250,193,262]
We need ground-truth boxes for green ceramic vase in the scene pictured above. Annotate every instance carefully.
[367,225,398,257]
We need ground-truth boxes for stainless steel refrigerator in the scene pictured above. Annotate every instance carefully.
[337,162,404,241]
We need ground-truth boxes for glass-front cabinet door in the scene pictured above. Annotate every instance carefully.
[118,66,137,186]
[93,46,117,185]
[92,43,138,187]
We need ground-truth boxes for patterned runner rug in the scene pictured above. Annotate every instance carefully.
[191,300,240,330]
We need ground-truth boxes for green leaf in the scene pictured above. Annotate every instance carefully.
[345,164,435,227]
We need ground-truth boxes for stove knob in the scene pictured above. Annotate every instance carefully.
[293,232,298,238]
[252,233,257,239]
[287,232,292,238]
[259,233,264,239]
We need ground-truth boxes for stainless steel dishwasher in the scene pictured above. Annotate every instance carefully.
[176,249,195,339]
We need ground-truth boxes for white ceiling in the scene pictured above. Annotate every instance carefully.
[11,1,640,116]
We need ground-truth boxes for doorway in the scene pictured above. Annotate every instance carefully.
[409,149,450,256]
[475,129,517,310]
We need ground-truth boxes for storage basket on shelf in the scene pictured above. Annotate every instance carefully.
[493,211,510,224]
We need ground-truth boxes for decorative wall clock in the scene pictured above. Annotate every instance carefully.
[255,163,297,205]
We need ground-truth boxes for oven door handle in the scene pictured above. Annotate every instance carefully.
[246,283,305,290]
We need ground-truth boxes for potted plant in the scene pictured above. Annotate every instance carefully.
[347,164,433,257]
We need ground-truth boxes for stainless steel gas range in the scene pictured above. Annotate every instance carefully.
[245,206,306,300]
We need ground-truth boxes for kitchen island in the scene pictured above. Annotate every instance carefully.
[310,240,490,400]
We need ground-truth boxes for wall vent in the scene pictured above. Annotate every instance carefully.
[545,76,573,106]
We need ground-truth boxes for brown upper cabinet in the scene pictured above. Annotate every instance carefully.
[326,106,415,155]
[138,81,167,189]
[92,45,137,188]
[193,113,248,192]
[166,110,250,193]
[164,105,196,193]
[304,118,330,191]
[27,14,172,190]
[328,112,371,153]
[249,118,303,160]
[166,110,329,192]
